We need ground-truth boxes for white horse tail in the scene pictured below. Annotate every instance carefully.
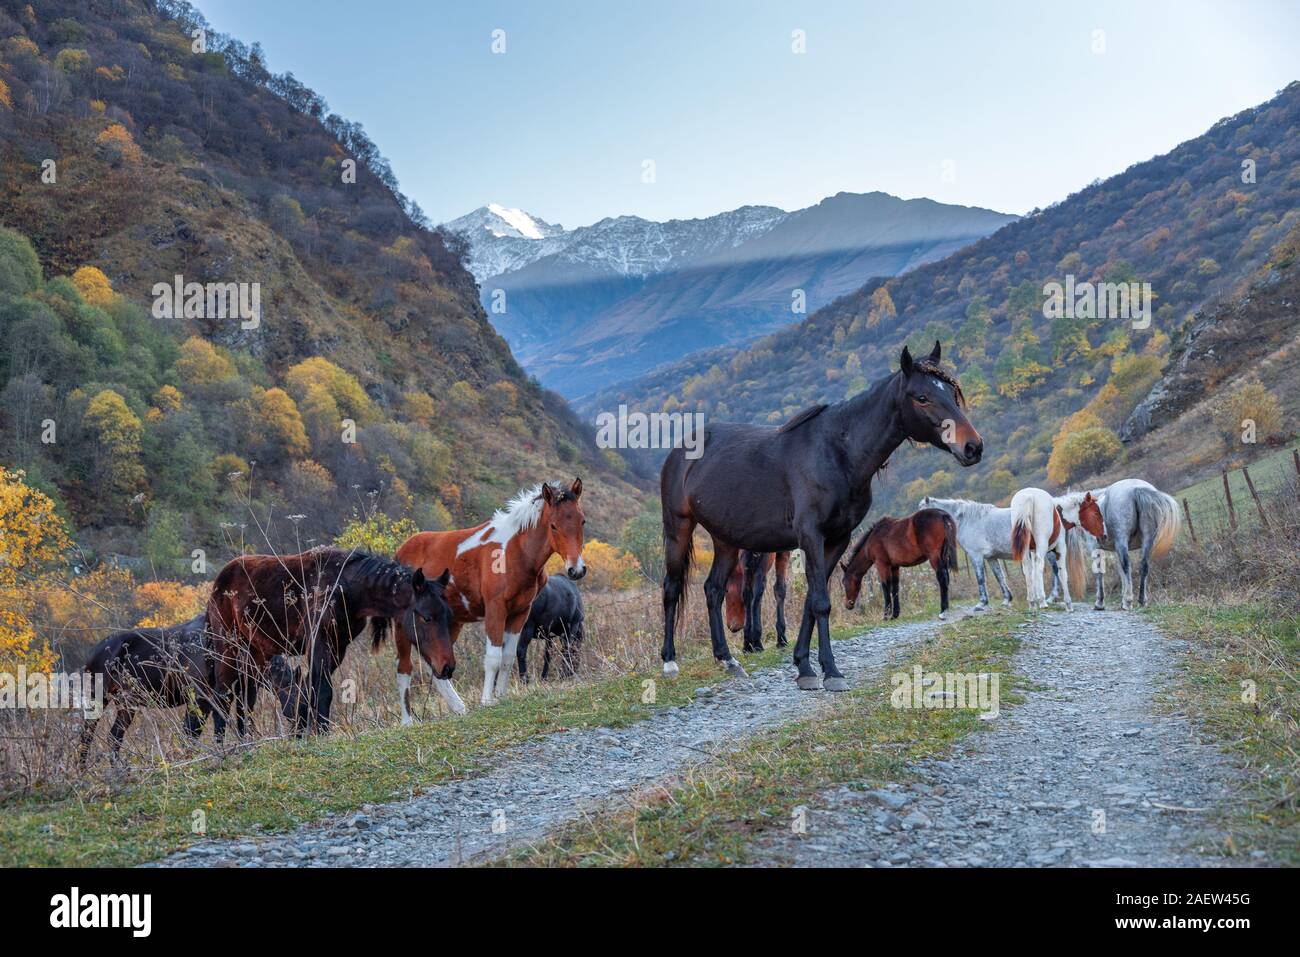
[1010,494,1035,561]
[1134,485,1181,558]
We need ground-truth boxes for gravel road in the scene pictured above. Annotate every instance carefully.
[754,610,1255,868]
[157,618,940,867]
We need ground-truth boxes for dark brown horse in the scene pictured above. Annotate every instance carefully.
[207,548,452,736]
[78,615,306,765]
[660,341,983,691]
[724,551,791,652]
[840,509,958,620]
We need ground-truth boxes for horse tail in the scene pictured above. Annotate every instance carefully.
[1010,495,1035,562]
[1135,485,1181,559]
[1066,523,1088,589]
[370,616,390,650]
[673,535,695,635]
[941,515,959,570]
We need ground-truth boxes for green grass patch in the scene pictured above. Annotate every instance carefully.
[1149,602,1300,864]
[0,609,938,867]
[1175,445,1299,534]
[506,610,1027,867]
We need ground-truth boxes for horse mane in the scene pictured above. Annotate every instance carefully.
[846,517,891,565]
[778,403,828,433]
[912,358,967,408]
[459,481,573,554]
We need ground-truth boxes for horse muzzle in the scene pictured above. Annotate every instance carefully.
[565,561,587,581]
[436,664,454,681]
[950,437,983,466]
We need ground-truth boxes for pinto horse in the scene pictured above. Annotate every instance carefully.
[384,479,586,719]
[724,551,791,652]
[207,548,452,736]
[660,341,983,691]
[1010,489,1104,610]
[840,509,958,620]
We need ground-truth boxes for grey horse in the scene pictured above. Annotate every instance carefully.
[1068,478,1181,610]
[919,496,1064,608]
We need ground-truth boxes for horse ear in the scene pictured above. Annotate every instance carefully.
[437,568,451,587]
[542,482,557,505]
[899,345,913,376]
[412,567,426,589]
[570,476,583,499]
[929,340,942,363]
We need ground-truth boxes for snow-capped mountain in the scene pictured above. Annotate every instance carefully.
[444,203,788,285]
[443,204,569,280]
[445,193,1016,399]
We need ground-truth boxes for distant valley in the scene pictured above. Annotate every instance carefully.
[446,193,1016,398]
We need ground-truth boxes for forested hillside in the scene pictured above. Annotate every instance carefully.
[0,0,638,572]
[595,83,1300,510]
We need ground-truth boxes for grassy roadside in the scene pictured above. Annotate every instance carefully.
[0,609,937,867]
[505,609,1027,867]
[1149,602,1300,864]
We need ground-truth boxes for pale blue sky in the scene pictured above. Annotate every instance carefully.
[199,0,1300,227]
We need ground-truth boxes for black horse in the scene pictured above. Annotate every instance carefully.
[660,342,983,690]
[78,614,310,766]
[517,575,585,682]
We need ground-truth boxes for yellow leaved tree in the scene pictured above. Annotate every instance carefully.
[0,469,70,674]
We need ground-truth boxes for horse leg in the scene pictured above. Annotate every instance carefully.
[1045,552,1061,603]
[702,540,746,676]
[1116,547,1134,611]
[890,568,901,620]
[742,551,767,653]
[540,637,552,681]
[517,622,535,685]
[1093,549,1106,610]
[495,610,528,700]
[1056,545,1073,612]
[773,558,789,648]
[933,557,950,619]
[307,642,337,734]
[210,646,237,744]
[791,542,825,688]
[972,555,990,607]
[660,515,695,677]
[991,559,1014,605]
[395,619,417,726]
[814,538,849,690]
[1138,539,1153,606]
[108,706,135,762]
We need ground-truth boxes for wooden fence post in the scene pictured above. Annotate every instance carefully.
[1222,470,1237,532]
[1242,466,1270,531]
[1182,499,1197,544]
[1293,448,1299,483]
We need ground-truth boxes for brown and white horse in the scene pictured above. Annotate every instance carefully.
[1010,488,1105,610]
[382,479,587,719]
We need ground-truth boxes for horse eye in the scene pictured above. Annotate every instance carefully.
[915,394,929,404]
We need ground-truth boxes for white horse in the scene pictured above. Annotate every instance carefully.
[1010,488,1100,610]
[920,496,1060,608]
[1064,479,1181,610]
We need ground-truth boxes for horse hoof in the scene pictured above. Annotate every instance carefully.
[776,640,788,649]
[937,612,947,621]
[663,661,679,678]
[795,675,822,691]
[400,715,414,727]
[823,677,851,693]
[1093,604,1105,612]
[723,658,749,678]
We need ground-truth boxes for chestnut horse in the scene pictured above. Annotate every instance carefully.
[207,548,452,736]
[383,479,586,719]
[724,551,791,652]
[661,342,983,691]
[840,509,959,620]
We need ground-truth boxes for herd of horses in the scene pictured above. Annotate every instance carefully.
[76,341,1182,761]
